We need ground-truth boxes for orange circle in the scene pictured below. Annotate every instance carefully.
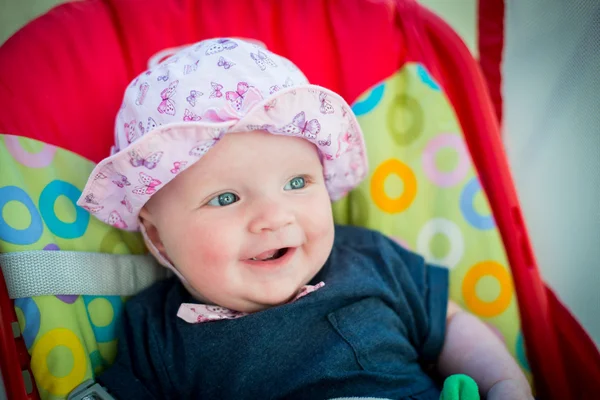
[462,261,514,317]
[370,159,417,214]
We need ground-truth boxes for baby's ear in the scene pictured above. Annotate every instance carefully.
[138,207,169,263]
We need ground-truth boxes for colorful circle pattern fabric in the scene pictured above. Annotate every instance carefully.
[0,135,144,400]
[332,63,528,383]
[0,63,528,398]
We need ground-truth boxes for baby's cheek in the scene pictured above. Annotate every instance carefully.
[179,225,237,266]
[301,196,335,258]
[306,196,334,235]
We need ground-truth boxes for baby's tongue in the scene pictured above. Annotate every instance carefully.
[254,249,278,260]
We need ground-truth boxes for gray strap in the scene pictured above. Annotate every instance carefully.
[0,250,170,299]
[68,379,116,400]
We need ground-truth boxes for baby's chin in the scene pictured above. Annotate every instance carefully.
[229,285,308,313]
[205,276,317,313]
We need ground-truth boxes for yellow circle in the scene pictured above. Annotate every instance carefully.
[31,328,87,395]
[370,159,417,214]
[462,261,514,317]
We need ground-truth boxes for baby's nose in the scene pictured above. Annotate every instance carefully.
[248,200,295,233]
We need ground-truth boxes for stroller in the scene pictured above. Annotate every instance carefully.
[1,0,599,399]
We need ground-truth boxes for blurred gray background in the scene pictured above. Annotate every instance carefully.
[503,0,600,346]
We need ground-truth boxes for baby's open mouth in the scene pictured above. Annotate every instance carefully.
[249,248,289,261]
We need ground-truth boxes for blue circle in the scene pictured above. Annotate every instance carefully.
[460,177,495,230]
[0,186,44,245]
[38,180,89,239]
[416,64,441,91]
[83,295,123,343]
[14,297,41,349]
[516,332,531,372]
[351,83,385,116]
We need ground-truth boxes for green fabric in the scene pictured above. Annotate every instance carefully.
[0,63,531,399]
[440,374,480,400]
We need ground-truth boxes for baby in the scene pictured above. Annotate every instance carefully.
[77,38,532,399]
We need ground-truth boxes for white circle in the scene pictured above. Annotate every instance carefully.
[417,218,464,269]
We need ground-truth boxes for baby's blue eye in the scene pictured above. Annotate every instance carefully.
[284,176,306,191]
[208,192,239,206]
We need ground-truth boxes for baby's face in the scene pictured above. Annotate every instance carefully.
[142,130,335,312]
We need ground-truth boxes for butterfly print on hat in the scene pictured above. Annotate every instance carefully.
[106,210,127,229]
[132,172,161,195]
[217,56,235,69]
[138,117,158,135]
[283,77,295,93]
[183,109,202,121]
[225,82,262,113]
[170,161,188,174]
[189,131,222,157]
[279,111,321,140]
[157,70,169,82]
[317,134,332,147]
[124,120,139,144]
[186,90,203,106]
[264,99,277,111]
[157,80,178,115]
[84,193,99,205]
[129,150,163,169]
[339,130,358,152]
[120,196,134,213]
[94,172,108,180]
[112,173,131,188]
[210,82,223,99]
[189,141,214,157]
[184,60,199,75]
[319,92,334,114]
[82,204,104,214]
[136,83,149,106]
[205,39,238,55]
[246,124,275,132]
[269,77,294,94]
[250,50,276,71]
[130,77,140,87]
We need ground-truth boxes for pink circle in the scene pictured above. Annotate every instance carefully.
[4,135,57,168]
[422,133,469,187]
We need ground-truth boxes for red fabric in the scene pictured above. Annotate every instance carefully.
[418,7,570,397]
[1,1,598,400]
[477,0,504,124]
[0,0,405,164]
[416,5,600,399]
[0,269,39,399]
[547,285,600,399]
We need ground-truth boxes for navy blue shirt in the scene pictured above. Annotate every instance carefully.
[98,225,449,399]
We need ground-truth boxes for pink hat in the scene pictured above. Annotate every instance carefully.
[77,38,368,232]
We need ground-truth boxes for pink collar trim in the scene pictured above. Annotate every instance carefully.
[177,282,325,323]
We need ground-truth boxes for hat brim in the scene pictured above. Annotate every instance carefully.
[76,84,368,231]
